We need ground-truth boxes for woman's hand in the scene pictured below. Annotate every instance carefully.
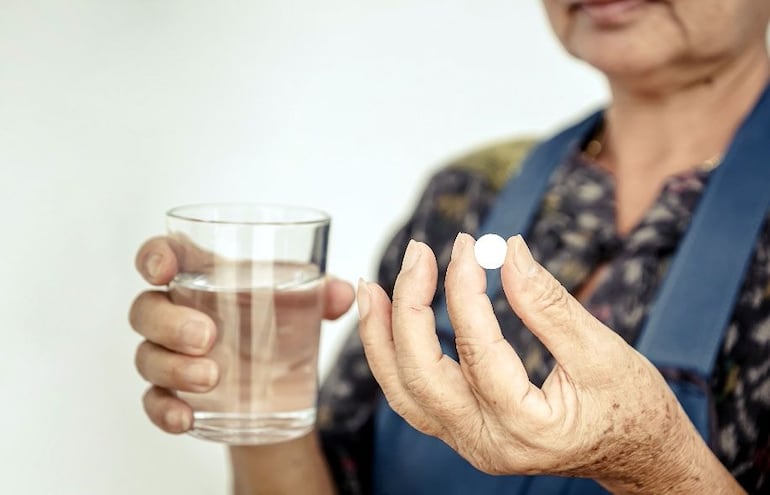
[128,236,355,434]
[357,233,740,493]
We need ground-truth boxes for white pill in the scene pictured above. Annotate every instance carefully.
[473,233,508,270]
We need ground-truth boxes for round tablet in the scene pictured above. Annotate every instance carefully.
[473,233,507,270]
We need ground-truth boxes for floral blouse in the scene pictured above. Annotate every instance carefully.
[318,136,770,494]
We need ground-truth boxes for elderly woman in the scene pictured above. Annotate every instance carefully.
[130,0,770,493]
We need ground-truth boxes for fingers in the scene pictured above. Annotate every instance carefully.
[385,241,477,426]
[324,277,355,320]
[444,233,532,402]
[390,240,444,367]
[135,236,181,285]
[357,280,444,436]
[501,235,613,379]
[129,290,216,356]
[135,340,220,392]
[143,386,193,434]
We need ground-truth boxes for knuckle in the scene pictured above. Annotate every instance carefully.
[401,371,434,400]
[454,336,491,369]
[358,327,379,350]
[431,401,475,435]
[390,297,405,315]
[377,370,403,392]
[384,392,441,437]
[390,297,413,312]
[385,394,413,418]
[529,271,574,320]
[391,298,431,323]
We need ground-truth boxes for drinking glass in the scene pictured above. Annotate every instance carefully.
[166,203,329,445]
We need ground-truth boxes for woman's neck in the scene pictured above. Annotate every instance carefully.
[591,41,770,235]
[602,41,770,178]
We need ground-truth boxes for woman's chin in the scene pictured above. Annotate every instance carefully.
[577,48,669,80]
[565,30,687,89]
[558,1,689,84]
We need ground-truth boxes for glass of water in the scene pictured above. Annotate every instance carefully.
[166,203,330,445]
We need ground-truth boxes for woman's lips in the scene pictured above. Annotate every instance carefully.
[574,0,648,26]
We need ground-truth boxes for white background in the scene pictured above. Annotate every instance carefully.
[0,1,605,493]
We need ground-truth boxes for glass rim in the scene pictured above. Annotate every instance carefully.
[166,202,331,226]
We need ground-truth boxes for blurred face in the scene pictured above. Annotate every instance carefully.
[542,0,770,88]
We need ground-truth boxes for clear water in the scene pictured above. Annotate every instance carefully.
[169,262,323,445]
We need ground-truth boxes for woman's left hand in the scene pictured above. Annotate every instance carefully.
[356,233,703,489]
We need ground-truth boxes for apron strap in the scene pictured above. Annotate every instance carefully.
[635,84,770,376]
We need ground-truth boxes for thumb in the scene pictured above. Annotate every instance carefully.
[501,235,616,380]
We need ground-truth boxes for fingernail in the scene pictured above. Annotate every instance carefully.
[183,362,218,388]
[450,232,467,261]
[145,253,163,279]
[511,235,537,276]
[180,320,211,352]
[165,408,191,432]
[357,278,371,319]
[401,240,422,271]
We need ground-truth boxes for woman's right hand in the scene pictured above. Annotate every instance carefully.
[128,236,355,434]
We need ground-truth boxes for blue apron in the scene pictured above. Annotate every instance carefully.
[373,83,770,495]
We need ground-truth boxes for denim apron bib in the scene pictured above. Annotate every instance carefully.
[373,84,770,495]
